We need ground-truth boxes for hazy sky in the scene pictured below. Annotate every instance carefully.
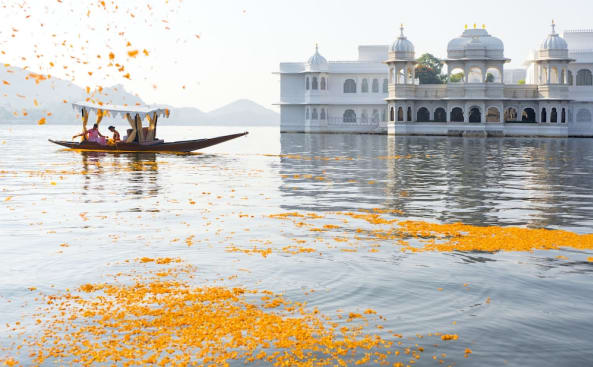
[1,0,592,112]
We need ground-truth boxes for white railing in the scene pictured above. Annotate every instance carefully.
[565,29,593,33]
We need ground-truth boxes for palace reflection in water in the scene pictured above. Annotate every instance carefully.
[279,133,593,231]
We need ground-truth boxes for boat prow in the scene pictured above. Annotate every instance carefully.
[49,132,248,153]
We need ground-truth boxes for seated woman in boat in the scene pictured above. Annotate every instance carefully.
[107,126,121,144]
[73,124,106,145]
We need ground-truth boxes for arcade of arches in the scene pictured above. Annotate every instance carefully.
[388,105,572,123]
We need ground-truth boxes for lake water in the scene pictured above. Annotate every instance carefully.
[1,124,593,366]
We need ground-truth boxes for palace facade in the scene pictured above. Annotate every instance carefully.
[277,23,593,137]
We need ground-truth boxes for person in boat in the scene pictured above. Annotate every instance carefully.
[108,126,121,143]
[73,124,106,145]
[122,128,133,142]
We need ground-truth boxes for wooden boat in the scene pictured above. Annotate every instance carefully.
[49,101,248,153]
[49,132,248,153]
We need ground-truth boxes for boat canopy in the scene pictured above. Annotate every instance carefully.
[72,102,170,120]
[72,101,170,144]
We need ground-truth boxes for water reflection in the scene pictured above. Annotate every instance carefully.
[79,151,161,201]
[279,134,593,231]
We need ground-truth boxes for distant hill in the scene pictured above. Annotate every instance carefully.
[0,65,278,126]
[0,65,143,124]
[206,99,279,126]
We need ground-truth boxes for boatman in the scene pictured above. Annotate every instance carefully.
[108,125,121,143]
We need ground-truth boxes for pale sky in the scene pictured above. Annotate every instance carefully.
[1,0,592,112]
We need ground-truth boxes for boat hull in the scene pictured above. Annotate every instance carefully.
[49,132,248,153]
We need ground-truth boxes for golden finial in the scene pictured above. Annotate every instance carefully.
[465,24,468,30]
[473,23,477,29]
[482,24,486,29]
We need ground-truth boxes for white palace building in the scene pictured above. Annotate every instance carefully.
[277,23,593,137]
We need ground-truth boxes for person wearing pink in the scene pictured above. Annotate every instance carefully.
[73,124,107,145]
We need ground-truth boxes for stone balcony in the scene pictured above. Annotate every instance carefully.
[503,85,539,99]
[537,85,571,99]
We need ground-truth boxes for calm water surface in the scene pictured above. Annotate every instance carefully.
[1,124,593,366]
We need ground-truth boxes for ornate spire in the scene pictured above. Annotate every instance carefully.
[551,19,557,35]
[399,24,405,38]
[315,43,319,52]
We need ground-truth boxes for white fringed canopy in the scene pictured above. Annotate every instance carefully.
[72,102,170,120]
[72,102,170,143]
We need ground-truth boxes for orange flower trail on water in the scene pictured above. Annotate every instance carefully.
[2,259,466,367]
[267,211,593,254]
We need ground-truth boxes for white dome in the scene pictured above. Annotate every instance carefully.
[307,44,327,65]
[481,36,504,51]
[391,25,415,53]
[541,22,568,50]
[447,37,469,51]
[447,26,504,58]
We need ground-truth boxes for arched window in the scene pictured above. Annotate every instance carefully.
[522,108,536,122]
[343,109,357,123]
[361,109,368,123]
[372,109,379,123]
[449,68,464,83]
[485,68,501,83]
[577,108,592,122]
[320,108,326,120]
[343,79,356,93]
[417,107,430,122]
[550,67,559,84]
[361,79,369,93]
[576,69,593,86]
[305,108,310,120]
[551,108,558,123]
[505,107,518,122]
[486,107,500,122]
[561,108,566,123]
[397,69,406,84]
[469,107,481,123]
[382,79,388,93]
[407,107,412,121]
[468,67,483,83]
[451,107,464,122]
[541,108,547,123]
[372,79,379,93]
[312,77,318,90]
[434,108,446,122]
[305,77,310,90]
[567,71,574,85]
[397,107,403,122]
[320,77,326,90]
[390,107,395,122]
[312,108,318,120]
[541,66,548,84]
[407,67,414,82]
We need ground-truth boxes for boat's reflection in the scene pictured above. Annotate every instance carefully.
[79,151,161,203]
[278,133,593,230]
